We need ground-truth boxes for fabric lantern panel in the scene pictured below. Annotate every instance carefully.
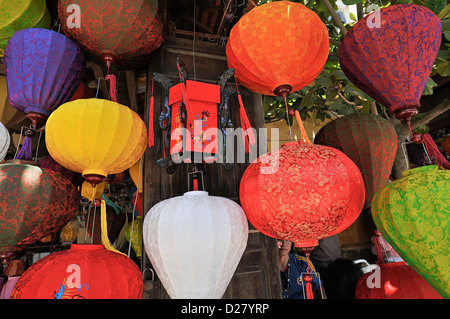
[169,80,220,163]
[57,0,163,69]
[372,165,450,298]
[143,191,248,299]
[240,142,365,249]
[45,98,147,186]
[0,122,10,161]
[0,0,51,56]
[339,4,442,120]
[0,164,79,253]
[226,1,329,98]
[356,262,442,299]
[314,113,397,207]
[10,244,143,299]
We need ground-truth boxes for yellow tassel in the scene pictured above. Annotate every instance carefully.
[101,199,127,256]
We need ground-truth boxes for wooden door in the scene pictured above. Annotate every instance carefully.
[141,37,281,299]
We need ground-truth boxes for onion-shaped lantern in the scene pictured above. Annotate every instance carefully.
[339,4,442,120]
[240,142,365,251]
[45,98,147,187]
[314,113,397,207]
[10,244,143,299]
[143,191,248,299]
[372,165,450,298]
[226,1,329,99]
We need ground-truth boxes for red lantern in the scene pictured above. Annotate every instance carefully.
[239,142,365,251]
[226,1,329,99]
[441,136,450,154]
[356,262,442,299]
[169,80,221,163]
[10,244,143,299]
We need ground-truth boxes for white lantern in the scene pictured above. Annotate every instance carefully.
[0,122,10,161]
[143,190,248,299]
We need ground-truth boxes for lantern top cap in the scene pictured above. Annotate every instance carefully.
[402,165,439,178]
[70,244,105,251]
[183,191,209,196]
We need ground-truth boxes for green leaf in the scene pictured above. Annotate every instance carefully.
[342,0,362,5]
[422,77,438,95]
[445,31,450,42]
[437,3,450,19]
[426,0,447,15]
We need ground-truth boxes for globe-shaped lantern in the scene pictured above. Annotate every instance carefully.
[143,191,248,299]
[314,113,397,207]
[226,1,329,99]
[45,98,147,186]
[339,4,442,120]
[0,0,51,57]
[239,142,365,251]
[356,262,442,299]
[372,165,450,298]
[0,121,10,161]
[10,244,143,299]
[0,164,79,254]
[58,0,163,70]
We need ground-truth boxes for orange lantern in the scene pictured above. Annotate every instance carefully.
[226,1,329,99]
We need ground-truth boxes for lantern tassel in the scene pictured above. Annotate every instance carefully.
[101,199,127,256]
[422,133,450,169]
[235,78,256,153]
[16,135,33,161]
[294,110,312,144]
[148,79,155,148]
[373,230,385,264]
[304,256,314,299]
[108,74,119,102]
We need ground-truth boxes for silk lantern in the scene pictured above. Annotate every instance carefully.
[441,136,450,154]
[4,28,86,159]
[314,113,397,207]
[45,98,147,186]
[226,1,329,99]
[240,142,365,251]
[371,165,450,298]
[0,122,10,161]
[0,163,79,254]
[143,191,248,299]
[356,262,442,299]
[0,0,51,56]
[10,244,143,299]
[339,4,442,120]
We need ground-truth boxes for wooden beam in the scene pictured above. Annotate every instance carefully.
[125,70,138,112]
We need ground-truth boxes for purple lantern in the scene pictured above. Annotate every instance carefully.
[4,28,86,160]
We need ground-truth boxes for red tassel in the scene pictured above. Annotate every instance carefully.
[373,230,385,264]
[108,74,118,102]
[148,79,155,148]
[193,178,198,191]
[180,82,196,123]
[303,274,314,299]
[422,133,450,169]
[237,93,256,153]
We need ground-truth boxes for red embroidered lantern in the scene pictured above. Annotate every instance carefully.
[356,262,442,299]
[0,164,79,254]
[339,4,441,120]
[239,142,365,251]
[314,113,397,207]
[10,244,142,299]
[226,1,329,99]
[169,80,221,163]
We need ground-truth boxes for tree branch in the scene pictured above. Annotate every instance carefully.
[322,0,347,35]
[411,99,450,130]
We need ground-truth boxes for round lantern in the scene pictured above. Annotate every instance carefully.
[45,98,147,186]
[314,113,397,207]
[226,1,329,98]
[0,164,79,253]
[58,0,163,69]
[239,142,365,250]
[0,0,51,56]
[442,136,450,154]
[0,122,10,161]
[372,165,450,298]
[339,4,441,120]
[356,262,442,299]
[10,244,143,299]
[143,191,248,299]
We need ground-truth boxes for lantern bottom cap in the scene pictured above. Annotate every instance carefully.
[70,244,105,251]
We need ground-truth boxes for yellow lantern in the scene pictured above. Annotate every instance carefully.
[129,158,143,193]
[81,180,107,201]
[45,98,147,186]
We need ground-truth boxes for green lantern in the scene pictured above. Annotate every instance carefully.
[372,165,450,298]
[0,0,51,56]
